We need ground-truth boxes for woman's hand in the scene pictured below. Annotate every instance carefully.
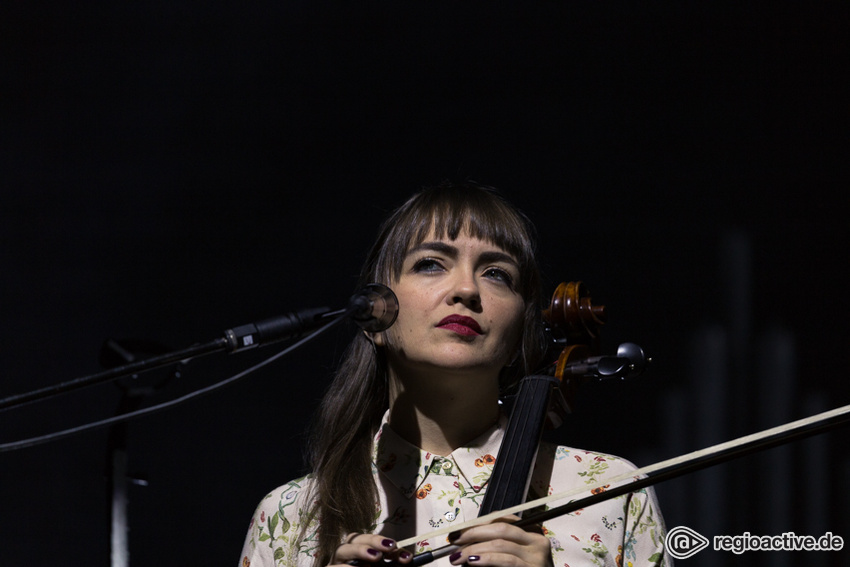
[447,517,553,567]
[329,534,413,567]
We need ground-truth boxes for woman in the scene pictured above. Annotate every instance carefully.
[240,182,669,567]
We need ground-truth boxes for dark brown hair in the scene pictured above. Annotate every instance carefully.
[303,182,546,565]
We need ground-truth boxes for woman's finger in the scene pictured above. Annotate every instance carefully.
[330,534,413,566]
[449,516,538,546]
[446,516,552,567]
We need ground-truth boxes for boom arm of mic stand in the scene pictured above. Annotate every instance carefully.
[0,306,341,412]
[0,338,230,412]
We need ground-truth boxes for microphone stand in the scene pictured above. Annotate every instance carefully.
[0,284,399,567]
[14,307,333,567]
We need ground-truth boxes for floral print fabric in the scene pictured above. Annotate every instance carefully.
[240,412,670,567]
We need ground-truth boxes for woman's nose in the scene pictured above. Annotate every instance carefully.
[448,271,481,310]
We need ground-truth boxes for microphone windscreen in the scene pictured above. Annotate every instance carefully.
[350,283,399,332]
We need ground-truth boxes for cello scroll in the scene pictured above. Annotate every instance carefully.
[542,281,648,415]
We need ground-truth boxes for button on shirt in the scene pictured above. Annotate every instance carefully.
[240,411,670,567]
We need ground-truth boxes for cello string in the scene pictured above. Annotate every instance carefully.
[396,401,850,549]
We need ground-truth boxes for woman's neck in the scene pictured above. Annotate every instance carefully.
[387,367,501,456]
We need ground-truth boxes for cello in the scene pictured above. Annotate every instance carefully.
[410,281,649,565]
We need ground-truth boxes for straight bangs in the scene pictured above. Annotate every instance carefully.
[366,183,539,300]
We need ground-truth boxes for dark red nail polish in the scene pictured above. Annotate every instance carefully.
[448,531,460,542]
[449,551,462,562]
[467,555,481,562]
[400,551,411,560]
[382,539,396,548]
[367,549,379,556]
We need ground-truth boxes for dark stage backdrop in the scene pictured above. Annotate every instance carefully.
[2,3,848,567]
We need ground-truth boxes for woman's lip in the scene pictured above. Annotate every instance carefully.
[436,315,482,335]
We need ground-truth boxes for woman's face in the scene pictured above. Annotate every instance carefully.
[376,227,526,385]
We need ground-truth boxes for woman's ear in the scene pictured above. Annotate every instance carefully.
[364,330,386,347]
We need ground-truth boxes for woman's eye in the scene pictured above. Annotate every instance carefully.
[483,267,515,287]
[411,258,444,273]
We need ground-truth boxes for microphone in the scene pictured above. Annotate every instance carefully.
[223,284,399,353]
[224,306,332,353]
[348,283,399,332]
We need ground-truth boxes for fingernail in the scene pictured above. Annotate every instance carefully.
[400,551,412,560]
[367,549,380,556]
[449,551,462,562]
[448,531,460,542]
[467,556,480,563]
[382,539,396,548]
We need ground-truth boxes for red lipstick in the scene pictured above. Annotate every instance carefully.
[436,315,482,336]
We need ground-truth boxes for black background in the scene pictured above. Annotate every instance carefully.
[2,3,848,566]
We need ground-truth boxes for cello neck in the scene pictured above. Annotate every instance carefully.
[478,375,560,515]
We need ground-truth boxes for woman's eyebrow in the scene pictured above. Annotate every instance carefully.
[407,241,458,257]
[407,241,519,268]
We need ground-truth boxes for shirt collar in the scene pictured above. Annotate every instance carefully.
[372,410,506,499]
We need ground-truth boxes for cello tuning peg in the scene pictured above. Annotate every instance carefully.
[615,342,649,378]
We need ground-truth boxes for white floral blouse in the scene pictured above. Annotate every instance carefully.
[240,412,670,567]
